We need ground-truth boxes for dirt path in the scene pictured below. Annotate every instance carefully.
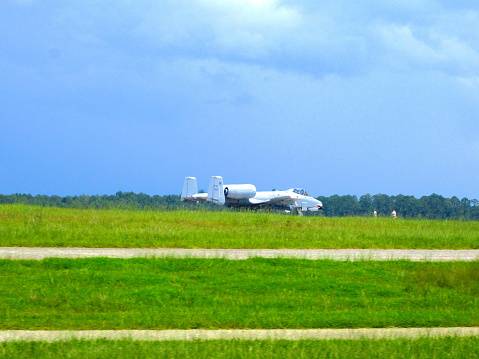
[1,247,479,261]
[1,328,479,342]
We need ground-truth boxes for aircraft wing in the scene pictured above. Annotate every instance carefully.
[248,195,298,207]
[265,195,299,206]
[248,198,270,205]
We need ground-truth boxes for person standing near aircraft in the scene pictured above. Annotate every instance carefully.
[391,209,397,219]
[373,209,377,217]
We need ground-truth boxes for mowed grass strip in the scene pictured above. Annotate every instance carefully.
[1,258,478,330]
[1,205,479,249]
[2,338,479,359]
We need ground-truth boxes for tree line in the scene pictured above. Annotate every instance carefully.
[318,194,479,220]
[1,192,478,220]
[0,192,187,211]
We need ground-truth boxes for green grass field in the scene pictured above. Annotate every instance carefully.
[1,258,478,330]
[2,338,479,359]
[1,205,479,248]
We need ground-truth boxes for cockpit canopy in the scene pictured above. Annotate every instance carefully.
[290,188,307,196]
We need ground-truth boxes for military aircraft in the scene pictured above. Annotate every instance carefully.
[181,176,323,215]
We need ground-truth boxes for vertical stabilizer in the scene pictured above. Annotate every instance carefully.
[181,177,198,202]
[207,176,225,205]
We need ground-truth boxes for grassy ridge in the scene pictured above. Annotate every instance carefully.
[1,258,478,330]
[1,205,479,249]
[2,338,479,359]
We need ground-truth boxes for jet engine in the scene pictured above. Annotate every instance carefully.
[224,184,256,199]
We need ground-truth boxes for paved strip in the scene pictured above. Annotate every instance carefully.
[1,247,479,261]
[1,328,479,342]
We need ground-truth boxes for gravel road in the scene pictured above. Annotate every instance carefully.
[1,247,479,261]
[1,328,479,342]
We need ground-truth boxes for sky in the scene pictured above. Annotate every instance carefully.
[1,0,479,199]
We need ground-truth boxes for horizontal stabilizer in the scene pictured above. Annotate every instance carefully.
[193,193,208,201]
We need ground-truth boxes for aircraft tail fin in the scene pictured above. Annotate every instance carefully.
[181,177,198,203]
[207,176,225,205]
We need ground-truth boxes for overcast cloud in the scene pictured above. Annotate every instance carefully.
[1,0,478,198]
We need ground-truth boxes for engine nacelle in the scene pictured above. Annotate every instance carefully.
[224,184,256,199]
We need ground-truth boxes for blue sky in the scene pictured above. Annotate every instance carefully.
[1,0,478,198]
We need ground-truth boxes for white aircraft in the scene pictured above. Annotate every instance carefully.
[181,176,323,215]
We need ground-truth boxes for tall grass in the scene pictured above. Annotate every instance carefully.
[1,258,478,330]
[1,338,479,359]
[1,205,479,249]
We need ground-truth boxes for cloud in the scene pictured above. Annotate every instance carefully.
[377,24,439,65]
[129,0,479,78]
[3,0,478,80]
[2,0,479,197]
[132,0,302,59]
[457,75,479,89]
[375,20,479,75]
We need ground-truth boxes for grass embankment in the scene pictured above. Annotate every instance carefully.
[1,205,478,249]
[1,258,478,330]
[2,338,479,359]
